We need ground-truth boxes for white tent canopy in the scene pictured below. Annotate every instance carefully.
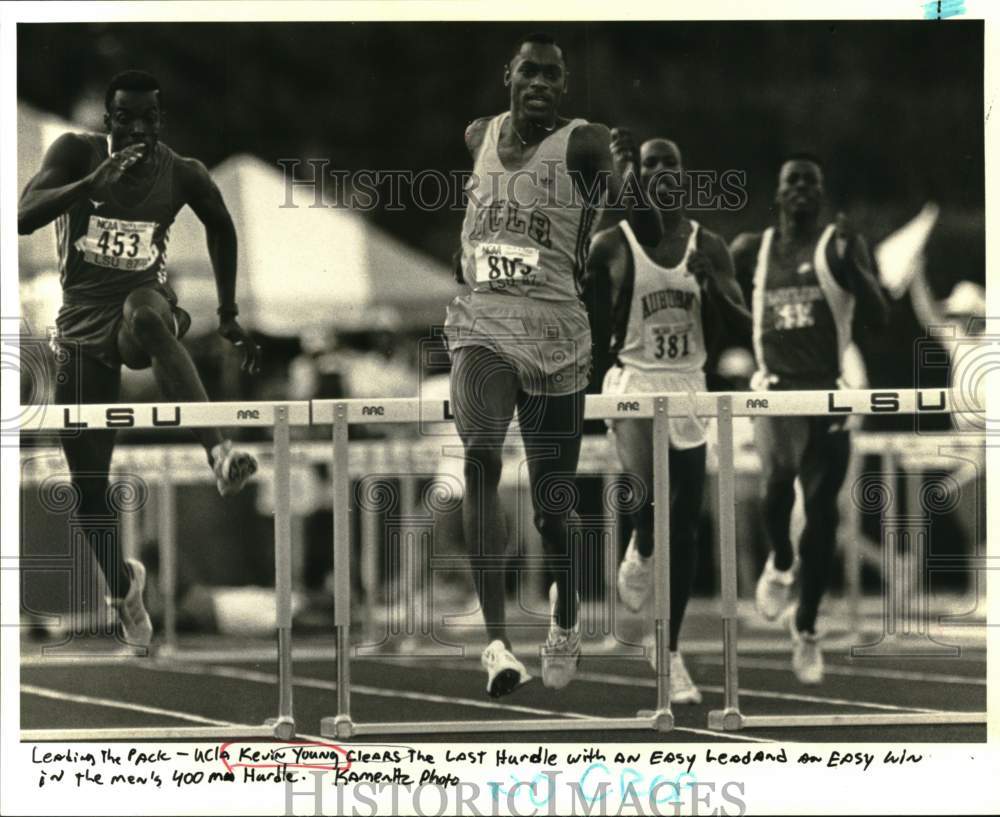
[17,104,460,336]
[166,154,461,335]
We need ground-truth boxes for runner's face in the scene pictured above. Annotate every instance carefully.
[777,160,824,220]
[106,90,161,159]
[640,139,684,204]
[508,43,566,123]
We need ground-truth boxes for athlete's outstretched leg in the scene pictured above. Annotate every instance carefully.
[117,286,255,495]
[667,443,706,651]
[753,415,809,620]
[518,387,586,690]
[55,347,126,599]
[796,420,851,634]
[518,388,586,630]
[118,287,222,454]
[611,418,656,616]
[450,345,519,648]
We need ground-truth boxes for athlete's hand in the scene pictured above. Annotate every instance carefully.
[88,144,146,190]
[609,127,638,180]
[218,318,262,374]
[687,249,715,286]
[834,211,856,260]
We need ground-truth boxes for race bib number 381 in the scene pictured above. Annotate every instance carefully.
[75,216,160,271]
[473,243,544,289]
[645,322,695,362]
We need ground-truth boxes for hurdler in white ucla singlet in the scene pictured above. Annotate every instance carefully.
[458,112,595,301]
[446,112,597,395]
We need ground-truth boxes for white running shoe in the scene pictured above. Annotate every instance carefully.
[542,582,581,690]
[617,534,652,613]
[119,559,153,648]
[211,440,258,497]
[480,640,530,698]
[669,651,703,704]
[755,553,797,621]
[786,606,824,685]
[644,639,704,705]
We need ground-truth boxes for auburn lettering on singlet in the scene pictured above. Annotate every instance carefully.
[614,220,707,373]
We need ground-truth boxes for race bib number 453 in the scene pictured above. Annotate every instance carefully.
[75,216,160,271]
[473,243,544,289]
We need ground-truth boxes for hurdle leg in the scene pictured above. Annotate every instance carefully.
[270,406,296,739]
[640,396,673,731]
[322,403,355,739]
[708,396,745,730]
[844,448,863,640]
[158,474,178,656]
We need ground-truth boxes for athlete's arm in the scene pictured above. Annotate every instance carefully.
[453,118,492,286]
[464,117,492,160]
[178,157,261,373]
[567,124,661,247]
[691,230,749,311]
[829,215,889,330]
[18,133,143,235]
[690,229,752,348]
[584,227,622,367]
[728,231,762,311]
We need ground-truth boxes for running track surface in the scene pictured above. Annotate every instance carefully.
[20,636,986,743]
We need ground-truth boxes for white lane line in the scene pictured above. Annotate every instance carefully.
[134,661,774,743]
[408,659,957,716]
[571,672,945,714]
[694,655,987,686]
[21,684,242,726]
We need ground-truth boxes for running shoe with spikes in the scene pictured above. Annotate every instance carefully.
[755,552,797,621]
[481,639,531,698]
[645,638,704,705]
[617,533,652,613]
[785,605,824,685]
[118,558,153,648]
[542,582,581,689]
[210,440,258,497]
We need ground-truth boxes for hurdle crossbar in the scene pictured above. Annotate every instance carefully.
[314,395,684,738]
[19,390,983,738]
[17,401,309,742]
[704,389,986,731]
[313,388,983,737]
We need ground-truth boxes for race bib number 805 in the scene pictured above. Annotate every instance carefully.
[75,216,160,271]
[473,243,544,289]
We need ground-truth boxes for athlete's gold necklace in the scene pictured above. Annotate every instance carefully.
[511,117,555,146]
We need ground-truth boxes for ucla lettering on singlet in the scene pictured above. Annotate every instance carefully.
[459,113,594,301]
[467,201,553,249]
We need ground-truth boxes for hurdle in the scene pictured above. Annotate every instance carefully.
[705,387,987,730]
[313,395,681,737]
[18,400,310,742]
[313,387,985,737]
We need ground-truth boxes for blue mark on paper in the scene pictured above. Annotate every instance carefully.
[923,0,966,19]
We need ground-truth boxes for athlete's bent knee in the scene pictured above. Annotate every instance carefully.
[127,304,172,348]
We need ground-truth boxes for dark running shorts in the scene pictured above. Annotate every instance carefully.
[53,281,191,369]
